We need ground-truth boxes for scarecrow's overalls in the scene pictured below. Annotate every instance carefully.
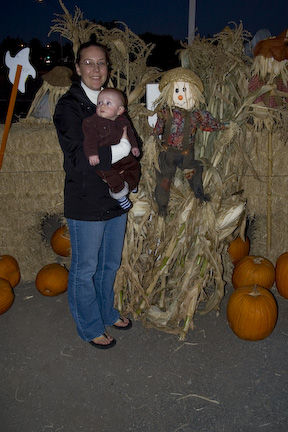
[154,106,225,216]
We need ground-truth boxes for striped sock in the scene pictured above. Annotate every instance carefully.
[118,196,132,210]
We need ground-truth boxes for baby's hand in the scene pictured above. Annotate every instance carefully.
[89,155,100,166]
[121,126,128,140]
[132,147,140,157]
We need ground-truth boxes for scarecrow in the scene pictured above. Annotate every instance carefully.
[153,67,226,216]
[248,28,288,109]
[247,28,288,253]
[26,66,73,121]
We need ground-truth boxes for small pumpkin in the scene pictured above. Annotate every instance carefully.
[0,255,21,288]
[227,285,278,340]
[36,263,69,297]
[228,236,250,265]
[232,255,275,290]
[0,278,14,314]
[51,226,71,257]
[275,252,288,299]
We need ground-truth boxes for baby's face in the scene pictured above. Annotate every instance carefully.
[172,81,196,110]
[96,91,124,121]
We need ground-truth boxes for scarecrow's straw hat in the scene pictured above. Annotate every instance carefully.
[159,67,204,93]
[42,66,73,87]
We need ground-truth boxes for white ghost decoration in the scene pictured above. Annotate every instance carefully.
[5,47,36,94]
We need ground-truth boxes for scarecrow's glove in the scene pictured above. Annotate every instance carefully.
[111,138,131,163]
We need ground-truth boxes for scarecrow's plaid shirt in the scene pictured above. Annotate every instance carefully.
[154,106,225,150]
[248,75,288,108]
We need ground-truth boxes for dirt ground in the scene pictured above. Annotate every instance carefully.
[1,279,288,432]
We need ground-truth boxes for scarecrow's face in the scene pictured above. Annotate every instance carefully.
[172,81,196,110]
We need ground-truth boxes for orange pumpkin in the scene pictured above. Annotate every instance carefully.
[0,255,21,288]
[228,236,250,265]
[227,285,278,340]
[232,255,275,290]
[51,226,71,257]
[36,263,69,297]
[275,252,288,299]
[0,278,14,314]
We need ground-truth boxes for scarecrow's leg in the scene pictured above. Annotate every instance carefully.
[154,150,179,216]
[184,157,210,202]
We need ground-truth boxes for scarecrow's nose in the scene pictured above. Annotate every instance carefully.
[178,95,183,100]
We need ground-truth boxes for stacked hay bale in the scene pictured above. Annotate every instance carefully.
[0,123,66,280]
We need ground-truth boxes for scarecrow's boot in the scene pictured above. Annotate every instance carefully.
[188,165,210,202]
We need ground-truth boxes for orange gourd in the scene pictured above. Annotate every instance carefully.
[275,252,288,299]
[0,278,14,314]
[228,236,250,265]
[227,285,278,340]
[232,255,275,290]
[0,255,21,288]
[51,226,71,257]
[36,263,69,297]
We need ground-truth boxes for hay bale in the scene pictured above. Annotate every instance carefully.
[0,123,66,281]
[239,128,288,262]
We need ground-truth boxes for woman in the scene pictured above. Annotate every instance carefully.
[53,42,132,349]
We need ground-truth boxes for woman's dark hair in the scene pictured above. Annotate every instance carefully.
[76,42,110,65]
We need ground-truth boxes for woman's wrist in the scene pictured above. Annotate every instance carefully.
[111,139,131,163]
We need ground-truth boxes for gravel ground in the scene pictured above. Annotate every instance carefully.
[1,280,288,432]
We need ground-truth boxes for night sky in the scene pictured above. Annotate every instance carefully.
[1,0,287,45]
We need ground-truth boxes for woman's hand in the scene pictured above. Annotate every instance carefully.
[121,126,128,140]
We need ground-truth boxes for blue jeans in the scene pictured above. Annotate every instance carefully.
[67,214,127,341]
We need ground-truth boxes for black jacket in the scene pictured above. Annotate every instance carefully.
[53,82,125,220]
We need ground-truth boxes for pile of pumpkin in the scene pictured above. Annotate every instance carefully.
[227,236,288,341]
[0,255,21,314]
[0,226,71,314]
[36,225,70,297]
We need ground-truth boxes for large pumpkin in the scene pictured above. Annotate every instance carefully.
[0,278,14,314]
[228,236,250,265]
[275,252,288,299]
[0,255,21,288]
[51,226,71,257]
[227,285,278,340]
[36,263,69,297]
[232,255,275,290]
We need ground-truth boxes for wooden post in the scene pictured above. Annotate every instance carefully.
[188,0,197,44]
[267,131,273,254]
[0,64,22,170]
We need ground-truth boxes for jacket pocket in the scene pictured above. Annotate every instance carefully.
[99,124,110,138]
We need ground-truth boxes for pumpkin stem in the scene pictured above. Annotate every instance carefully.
[249,285,262,297]
[253,257,264,265]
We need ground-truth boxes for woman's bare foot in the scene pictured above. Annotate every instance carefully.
[112,317,132,330]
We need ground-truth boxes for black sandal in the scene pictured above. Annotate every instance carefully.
[89,333,116,349]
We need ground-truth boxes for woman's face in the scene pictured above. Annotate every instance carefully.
[76,46,108,91]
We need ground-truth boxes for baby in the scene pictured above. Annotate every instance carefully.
[83,88,140,210]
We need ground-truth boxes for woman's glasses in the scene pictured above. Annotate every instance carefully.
[79,60,108,69]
